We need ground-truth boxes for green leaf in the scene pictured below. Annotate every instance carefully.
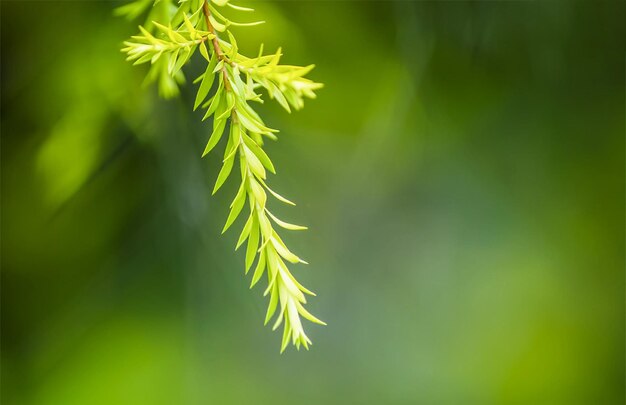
[244,145,266,179]
[242,135,275,174]
[264,270,277,299]
[230,70,247,99]
[229,20,265,27]
[236,213,254,250]
[257,212,273,240]
[296,302,326,325]
[209,14,226,32]
[270,47,282,65]
[235,101,277,134]
[227,30,238,59]
[275,262,305,300]
[183,13,197,36]
[222,183,246,232]
[222,129,240,162]
[229,182,245,209]
[173,46,194,75]
[271,236,301,264]
[248,178,267,208]
[236,110,263,134]
[238,146,248,180]
[216,91,235,120]
[213,59,224,74]
[282,268,316,296]
[274,301,286,331]
[260,181,295,206]
[202,117,227,157]
[167,48,179,73]
[272,85,291,112]
[202,81,224,120]
[199,41,210,61]
[150,51,163,64]
[153,22,186,43]
[245,218,260,271]
[213,153,235,194]
[194,54,218,110]
[250,249,266,287]
[264,284,278,325]
[266,210,307,231]
[134,52,154,65]
[227,3,253,12]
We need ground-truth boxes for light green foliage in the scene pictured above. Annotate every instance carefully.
[120,0,324,351]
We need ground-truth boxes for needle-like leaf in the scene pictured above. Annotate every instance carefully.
[120,0,323,352]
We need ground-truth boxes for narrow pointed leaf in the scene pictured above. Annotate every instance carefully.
[242,135,275,174]
[222,184,246,233]
[296,302,326,325]
[266,210,307,231]
[194,55,217,110]
[250,249,266,285]
[245,219,260,271]
[236,213,254,250]
[209,15,226,32]
[213,154,235,194]
[264,285,279,325]
[244,145,266,179]
[202,118,227,157]
[261,181,295,205]
[227,3,254,11]
[271,237,301,264]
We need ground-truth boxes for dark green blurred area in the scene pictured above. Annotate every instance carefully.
[2,0,624,403]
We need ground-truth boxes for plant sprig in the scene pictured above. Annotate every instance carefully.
[120,0,324,351]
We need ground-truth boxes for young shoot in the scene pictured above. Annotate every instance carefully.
[119,0,324,352]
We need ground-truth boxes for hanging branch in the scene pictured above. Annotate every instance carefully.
[119,0,324,352]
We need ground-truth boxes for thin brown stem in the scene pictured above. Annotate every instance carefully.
[202,0,231,91]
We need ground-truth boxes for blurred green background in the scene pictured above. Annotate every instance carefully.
[2,1,624,404]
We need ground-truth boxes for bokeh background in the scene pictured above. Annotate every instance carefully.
[2,1,624,404]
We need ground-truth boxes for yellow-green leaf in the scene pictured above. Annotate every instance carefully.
[245,219,260,271]
[266,210,307,231]
[223,184,247,233]
[213,154,235,194]
[202,117,227,157]
[250,249,266,286]
[194,55,218,110]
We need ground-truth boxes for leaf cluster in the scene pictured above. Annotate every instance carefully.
[120,0,324,351]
